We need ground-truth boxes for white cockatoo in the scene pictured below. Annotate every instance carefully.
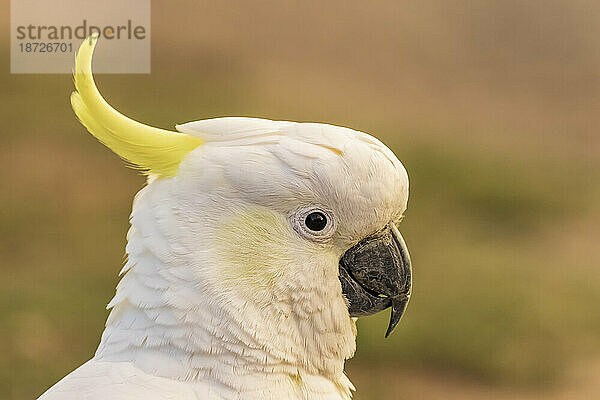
[38,35,412,400]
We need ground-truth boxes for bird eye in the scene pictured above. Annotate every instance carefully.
[305,212,327,231]
[291,207,336,242]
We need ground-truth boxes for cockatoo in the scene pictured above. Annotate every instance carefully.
[38,35,412,400]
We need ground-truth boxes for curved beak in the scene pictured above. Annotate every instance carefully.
[338,223,412,337]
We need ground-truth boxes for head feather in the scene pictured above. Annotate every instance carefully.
[71,34,203,178]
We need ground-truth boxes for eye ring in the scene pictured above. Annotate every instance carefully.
[290,206,336,242]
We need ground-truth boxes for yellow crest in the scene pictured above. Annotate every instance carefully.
[71,35,203,178]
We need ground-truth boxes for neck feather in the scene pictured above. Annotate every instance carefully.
[95,185,356,397]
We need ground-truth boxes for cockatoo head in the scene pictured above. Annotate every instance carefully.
[71,36,411,383]
[174,116,411,333]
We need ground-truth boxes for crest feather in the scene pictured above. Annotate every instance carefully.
[71,34,203,178]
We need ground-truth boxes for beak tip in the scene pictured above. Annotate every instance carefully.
[385,296,410,338]
[384,319,398,338]
[384,318,398,338]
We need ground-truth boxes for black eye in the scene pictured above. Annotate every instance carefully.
[305,212,328,231]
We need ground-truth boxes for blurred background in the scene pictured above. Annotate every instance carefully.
[1,1,599,399]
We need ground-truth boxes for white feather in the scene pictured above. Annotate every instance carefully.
[39,117,407,400]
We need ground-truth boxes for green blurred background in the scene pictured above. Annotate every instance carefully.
[1,1,599,399]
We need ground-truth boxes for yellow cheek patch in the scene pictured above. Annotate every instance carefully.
[215,207,294,288]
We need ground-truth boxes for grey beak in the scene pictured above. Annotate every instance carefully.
[338,223,412,337]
